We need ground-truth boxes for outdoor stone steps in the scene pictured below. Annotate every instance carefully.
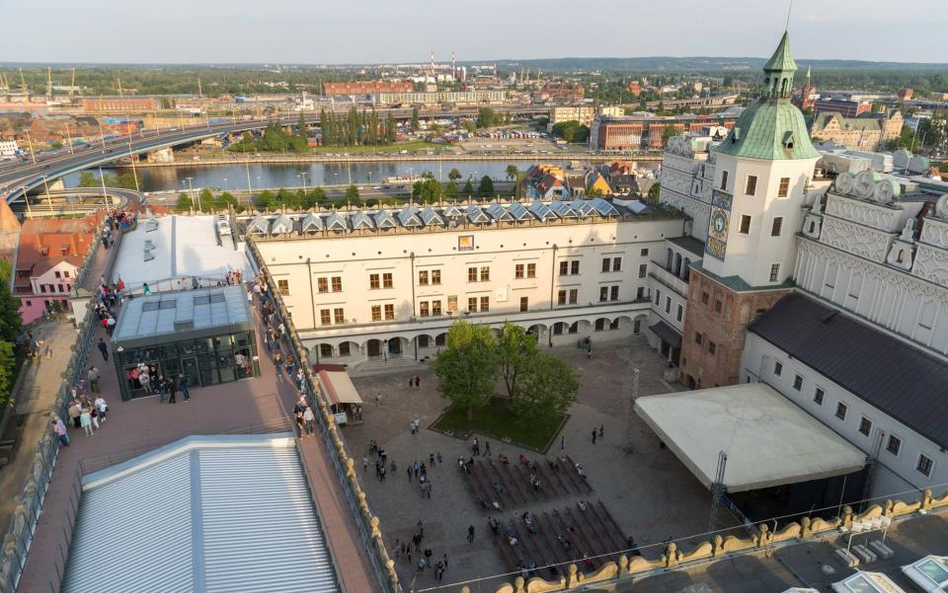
[349,356,421,377]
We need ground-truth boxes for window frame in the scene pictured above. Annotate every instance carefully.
[792,374,803,391]
[835,401,848,421]
[857,416,873,437]
[885,434,902,457]
[745,174,758,196]
[739,215,751,234]
[771,217,783,237]
[917,453,934,478]
[369,273,380,290]
[418,270,429,285]
[813,387,825,406]
[778,176,790,198]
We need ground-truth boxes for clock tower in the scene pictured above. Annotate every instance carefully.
[678,31,821,389]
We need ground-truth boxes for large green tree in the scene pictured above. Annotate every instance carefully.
[344,184,360,204]
[510,355,579,426]
[462,179,474,196]
[448,168,462,182]
[175,192,193,212]
[432,321,499,420]
[478,175,494,196]
[0,342,15,406]
[505,165,519,182]
[496,322,538,401]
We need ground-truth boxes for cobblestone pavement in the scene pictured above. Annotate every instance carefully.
[348,338,736,591]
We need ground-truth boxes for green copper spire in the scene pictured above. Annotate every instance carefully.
[763,30,797,99]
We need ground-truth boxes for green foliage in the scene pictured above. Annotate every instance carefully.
[448,168,462,181]
[505,165,519,181]
[647,182,661,203]
[432,321,499,419]
[0,282,21,345]
[198,187,214,210]
[444,181,458,199]
[496,322,538,402]
[0,260,11,285]
[462,179,474,196]
[344,185,360,203]
[476,107,499,129]
[258,190,276,210]
[77,170,137,189]
[214,191,239,212]
[78,171,97,187]
[412,179,442,204]
[885,126,916,151]
[411,107,420,131]
[551,120,589,142]
[478,175,494,196]
[661,125,678,148]
[319,107,395,147]
[174,192,193,212]
[585,186,605,198]
[0,341,15,406]
[509,354,578,427]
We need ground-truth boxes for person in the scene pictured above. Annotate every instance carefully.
[178,374,190,402]
[363,456,369,472]
[560,436,566,452]
[143,282,150,296]
[484,440,491,457]
[424,548,433,567]
[599,425,604,438]
[592,429,597,444]
[467,525,475,543]
[94,395,108,424]
[51,416,69,446]
[414,375,420,388]
[303,406,315,436]
[87,366,100,393]
[376,391,381,406]
[68,401,82,429]
[97,338,109,361]
[155,374,166,403]
[434,560,444,582]
[408,377,413,389]
[166,376,177,404]
[295,410,305,434]
[80,407,94,436]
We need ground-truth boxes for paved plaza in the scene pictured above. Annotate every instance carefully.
[347,338,736,591]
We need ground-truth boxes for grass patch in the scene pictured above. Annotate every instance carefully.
[431,397,566,453]
[308,141,451,155]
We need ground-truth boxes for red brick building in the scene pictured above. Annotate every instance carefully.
[321,81,413,96]
[81,97,158,112]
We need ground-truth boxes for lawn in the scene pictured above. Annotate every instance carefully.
[432,397,567,453]
[308,141,453,155]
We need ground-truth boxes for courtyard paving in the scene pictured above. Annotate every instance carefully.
[347,337,738,592]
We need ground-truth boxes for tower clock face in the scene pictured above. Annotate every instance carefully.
[711,210,728,236]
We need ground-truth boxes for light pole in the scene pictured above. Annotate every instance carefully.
[99,166,111,214]
[186,177,196,210]
[21,185,33,220]
[25,130,36,164]
[126,134,140,191]
[98,120,106,149]
[65,124,74,154]
[298,171,308,194]
[41,175,54,214]
[223,177,228,191]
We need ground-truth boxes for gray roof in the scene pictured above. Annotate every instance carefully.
[669,236,706,257]
[64,435,338,593]
[749,292,948,449]
[113,286,251,347]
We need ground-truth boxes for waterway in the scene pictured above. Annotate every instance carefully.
[62,160,584,192]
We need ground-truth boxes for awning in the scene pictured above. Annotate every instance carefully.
[318,370,363,405]
[635,383,867,493]
[649,321,682,348]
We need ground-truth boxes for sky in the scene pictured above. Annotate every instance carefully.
[2,0,945,65]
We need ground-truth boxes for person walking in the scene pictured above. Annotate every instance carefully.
[143,282,151,296]
[303,406,315,436]
[484,440,491,457]
[87,366,100,393]
[155,374,166,404]
[94,395,108,424]
[560,435,566,452]
[80,407,94,436]
[51,416,69,447]
[97,338,109,361]
[467,525,475,543]
[414,375,420,388]
[363,456,369,472]
[178,374,190,402]
[376,391,381,406]
[591,429,597,444]
[599,425,604,438]
[68,401,82,429]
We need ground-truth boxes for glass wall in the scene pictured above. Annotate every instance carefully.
[114,330,258,400]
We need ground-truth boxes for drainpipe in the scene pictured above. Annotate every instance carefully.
[549,243,558,347]
[410,252,418,360]
[306,258,316,331]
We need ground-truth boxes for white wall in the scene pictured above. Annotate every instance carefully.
[740,332,947,499]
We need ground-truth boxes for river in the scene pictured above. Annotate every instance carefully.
[62,160,585,192]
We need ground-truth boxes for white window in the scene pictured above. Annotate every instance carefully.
[835,401,848,421]
[885,435,902,456]
[857,416,873,437]
[813,387,825,406]
[917,454,934,478]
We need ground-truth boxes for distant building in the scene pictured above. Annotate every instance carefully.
[0,139,17,157]
[538,82,585,103]
[599,106,625,118]
[375,90,505,105]
[898,88,914,101]
[628,81,643,97]
[814,97,872,118]
[321,81,413,97]
[550,105,598,126]
[12,216,99,323]
[793,67,816,111]
[81,97,158,112]
[589,115,737,151]
[810,111,903,151]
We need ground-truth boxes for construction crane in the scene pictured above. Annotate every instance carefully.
[116,78,124,97]
[536,69,541,88]
[197,77,203,98]
[47,67,52,98]
[18,68,28,95]
[70,68,76,98]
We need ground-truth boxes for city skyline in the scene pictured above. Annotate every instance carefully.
[1,0,945,65]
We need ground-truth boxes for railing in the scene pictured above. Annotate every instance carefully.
[246,237,401,593]
[0,220,120,593]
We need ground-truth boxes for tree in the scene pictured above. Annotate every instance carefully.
[505,165,519,182]
[478,175,494,196]
[444,180,458,199]
[214,191,238,211]
[647,182,661,203]
[509,354,578,426]
[258,189,277,210]
[78,171,97,187]
[175,192,193,212]
[432,321,499,420]
[0,342,15,406]
[585,186,605,198]
[661,125,678,148]
[448,168,462,182]
[551,120,589,143]
[476,107,498,129]
[0,281,21,345]
[496,322,538,401]
[463,179,474,196]
[344,184,360,204]
[198,187,214,211]
[411,107,420,130]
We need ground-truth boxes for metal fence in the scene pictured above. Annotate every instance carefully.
[247,237,401,593]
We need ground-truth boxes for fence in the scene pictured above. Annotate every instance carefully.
[246,237,402,593]
[0,220,122,593]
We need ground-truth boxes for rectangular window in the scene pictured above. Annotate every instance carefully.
[63,271,70,278]
[886,435,902,456]
[708,341,717,355]
[432,301,442,316]
[636,287,646,300]
[739,215,751,234]
[480,267,490,282]
[54,271,61,278]
[418,335,430,348]
[526,263,536,279]
[835,402,848,421]
[332,276,342,292]
[769,264,780,282]
[468,297,478,312]
[602,258,611,273]
[858,417,873,437]
[610,286,619,301]
[520,296,528,312]
[595,318,606,331]
[58,284,65,293]
[665,296,671,313]
[778,177,790,198]
[382,273,393,289]
[917,454,934,478]
[384,304,394,320]
[695,332,703,345]
[676,304,683,322]
[431,270,441,285]
[559,261,569,276]
[640,249,649,257]
[613,257,622,271]
[714,299,722,313]
[419,301,429,317]
[317,277,329,293]
[701,291,709,305]
[480,296,490,312]
[771,217,783,237]
[655,289,661,305]
[720,170,729,190]
[638,264,647,278]
[515,264,525,279]
[277,279,290,295]
[369,274,380,289]
[792,375,803,391]
[600,287,608,302]
[468,267,478,282]
[813,387,825,406]
[571,261,580,275]
[558,290,567,305]
[418,270,429,285]
[774,361,783,376]
[371,305,382,321]
[320,309,331,326]
[334,308,345,324]
[568,289,578,305]
[745,175,758,196]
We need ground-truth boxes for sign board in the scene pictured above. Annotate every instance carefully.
[333,412,348,426]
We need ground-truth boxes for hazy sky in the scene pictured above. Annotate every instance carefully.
[2,0,944,65]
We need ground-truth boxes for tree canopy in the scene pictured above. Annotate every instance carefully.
[432,321,500,419]
[478,175,495,196]
[551,120,589,143]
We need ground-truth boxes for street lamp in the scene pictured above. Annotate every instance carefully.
[223,177,228,191]
[41,175,54,214]
[186,177,196,210]
[256,176,261,190]
[298,171,308,194]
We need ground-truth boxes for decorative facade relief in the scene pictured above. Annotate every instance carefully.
[920,216,948,250]
[825,193,904,233]
[913,245,948,288]
[820,216,894,263]
[886,219,917,270]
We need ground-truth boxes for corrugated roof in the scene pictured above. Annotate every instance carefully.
[749,292,948,449]
[64,436,338,593]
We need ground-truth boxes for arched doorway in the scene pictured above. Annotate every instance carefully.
[367,339,382,358]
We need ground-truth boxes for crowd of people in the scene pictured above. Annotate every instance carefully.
[53,383,109,443]
[392,521,450,582]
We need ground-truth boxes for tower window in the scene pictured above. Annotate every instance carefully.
[769,264,781,282]
[739,215,751,234]
[771,217,783,237]
[744,175,758,196]
[778,177,790,197]
[720,170,729,190]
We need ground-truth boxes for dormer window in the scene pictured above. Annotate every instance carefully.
[732,127,741,143]
[783,131,796,150]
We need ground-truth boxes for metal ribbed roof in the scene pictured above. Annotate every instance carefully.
[64,436,338,593]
